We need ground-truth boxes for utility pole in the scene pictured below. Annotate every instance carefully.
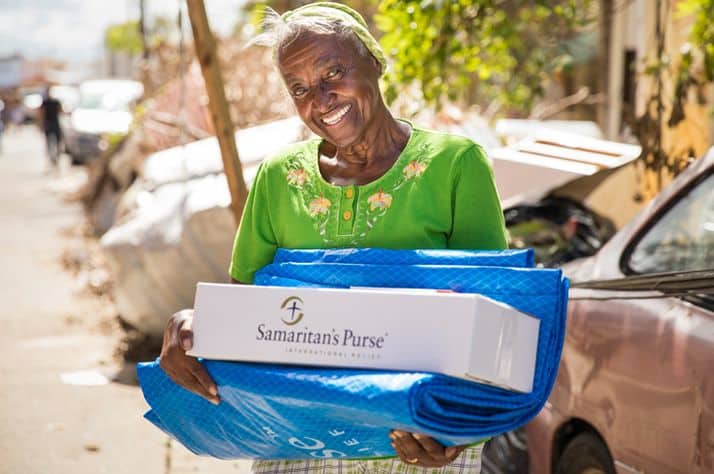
[185,0,248,226]
[139,0,149,61]
[138,0,152,94]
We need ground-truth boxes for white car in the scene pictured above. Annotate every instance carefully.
[63,79,143,164]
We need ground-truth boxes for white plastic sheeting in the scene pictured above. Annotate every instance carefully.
[101,117,308,336]
[142,117,307,186]
[494,119,604,145]
[492,129,641,203]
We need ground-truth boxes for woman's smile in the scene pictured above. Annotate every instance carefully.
[321,104,352,126]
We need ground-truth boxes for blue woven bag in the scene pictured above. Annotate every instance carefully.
[138,248,567,460]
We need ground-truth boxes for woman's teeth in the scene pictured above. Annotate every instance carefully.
[321,105,351,125]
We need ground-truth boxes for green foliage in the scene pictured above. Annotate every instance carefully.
[106,131,128,149]
[149,16,176,49]
[677,0,714,81]
[105,21,143,54]
[247,1,269,29]
[630,0,714,191]
[658,0,714,130]
[374,0,595,112]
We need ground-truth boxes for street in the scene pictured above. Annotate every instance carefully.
[0,127,251,474]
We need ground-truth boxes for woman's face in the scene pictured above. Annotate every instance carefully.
[277,31,383,149]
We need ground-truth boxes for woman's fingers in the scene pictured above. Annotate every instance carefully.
[160,343,218,404]
[412,433,450,461]
[390,430,428,465]
[177,315,194,351]
[417,436,466,463]
[187,358,220,404]
[389,431,465,467]
[159,309,219,405]
[444,444,466,461]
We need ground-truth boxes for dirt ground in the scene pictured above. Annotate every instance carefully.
[0,126,250,474]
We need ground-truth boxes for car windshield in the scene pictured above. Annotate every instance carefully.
[78,86,137,112]
[629,172,714,273]
[78,91,106,109]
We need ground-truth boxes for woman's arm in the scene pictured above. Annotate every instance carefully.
[448,144,508,250]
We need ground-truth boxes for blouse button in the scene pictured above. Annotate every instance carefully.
[345,188,354,199]
[342,210,352,221]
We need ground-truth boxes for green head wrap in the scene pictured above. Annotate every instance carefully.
[280,2,387,76]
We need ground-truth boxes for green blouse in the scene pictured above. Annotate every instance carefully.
[229,125,507,283]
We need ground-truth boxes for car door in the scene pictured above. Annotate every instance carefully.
[616,170,714,473]
[559,166,713,474]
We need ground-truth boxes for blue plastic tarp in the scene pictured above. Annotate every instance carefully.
[138,248,568,460]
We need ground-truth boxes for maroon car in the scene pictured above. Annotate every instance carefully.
[526,149,714,474]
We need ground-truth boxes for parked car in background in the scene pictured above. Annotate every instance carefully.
[521,149,714,473]
[484,162,633,474]
[19,87,43,123]
[63,79,143,164]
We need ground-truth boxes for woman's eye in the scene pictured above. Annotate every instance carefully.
[325,67,342,79]
[292,87,308,98]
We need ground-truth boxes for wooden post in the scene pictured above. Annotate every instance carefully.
[597,0,612,137]
[139,0,149,61]
[186,0,248,226]
[606,0,625,140]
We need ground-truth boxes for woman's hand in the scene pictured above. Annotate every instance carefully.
[389,430,466,468]
[159,309,220,405]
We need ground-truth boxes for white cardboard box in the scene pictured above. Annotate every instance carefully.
[188,283,540,393]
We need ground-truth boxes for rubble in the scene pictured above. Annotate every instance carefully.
[60,238,113,298]
[78,39,295,238]
[101,117,308,338]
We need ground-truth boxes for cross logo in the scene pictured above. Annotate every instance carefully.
[280,296,305,325]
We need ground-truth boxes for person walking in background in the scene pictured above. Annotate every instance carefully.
[39,87,63,167]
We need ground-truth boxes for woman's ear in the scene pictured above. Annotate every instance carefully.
[372,56,382,76]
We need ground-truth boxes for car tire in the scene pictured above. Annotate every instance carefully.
[481,428,529,474]
[555,432,615,474]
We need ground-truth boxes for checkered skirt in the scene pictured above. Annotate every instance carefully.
[251,444,482,473]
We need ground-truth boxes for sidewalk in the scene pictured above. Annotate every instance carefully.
[0,127,251,474]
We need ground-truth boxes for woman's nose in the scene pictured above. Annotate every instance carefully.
[312,83,335,112]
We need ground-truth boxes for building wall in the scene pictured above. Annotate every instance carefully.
[0,55,23,89]
[103,50,141,79]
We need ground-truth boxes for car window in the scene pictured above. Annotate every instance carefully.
[78,92,105,109]
[628,173,714,274]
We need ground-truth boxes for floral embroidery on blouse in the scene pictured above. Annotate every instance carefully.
[309,195,331,216]
[286,168,307,187]
[403,160,427,179]
[284,139,436,245]
[367,189,392,211]
[359,142,434,236]
[285,152,333,238]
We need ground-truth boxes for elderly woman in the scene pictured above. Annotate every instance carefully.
[159,2,507,473]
